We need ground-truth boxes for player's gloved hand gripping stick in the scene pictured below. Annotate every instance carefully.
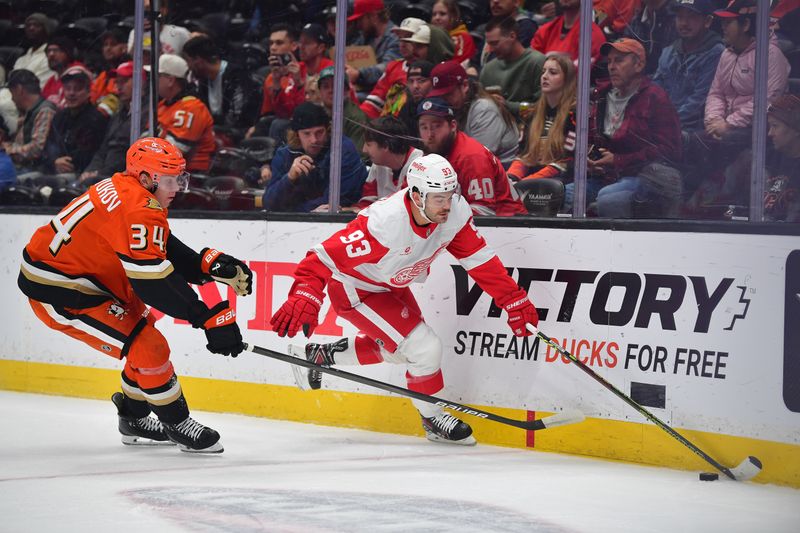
[525,324,762,481]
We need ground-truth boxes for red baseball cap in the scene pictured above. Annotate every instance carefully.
[112,61,135,78]
[714,0,757,18]
[348,0,384,21]
[427,61,468,97]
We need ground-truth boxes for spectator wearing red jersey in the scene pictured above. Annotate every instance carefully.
[430,0,476,67]
[360,17,426,118]
[531,0,607,64]
[417,97,526,216]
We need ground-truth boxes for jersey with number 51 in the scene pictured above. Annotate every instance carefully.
[20,173,173,309]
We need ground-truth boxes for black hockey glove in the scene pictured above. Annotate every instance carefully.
[197,301,244,357]
[200,248,253,296]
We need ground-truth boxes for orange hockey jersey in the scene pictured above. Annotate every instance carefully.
[157,94,215,172]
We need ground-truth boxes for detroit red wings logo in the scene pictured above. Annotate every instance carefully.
[390,244,448,285]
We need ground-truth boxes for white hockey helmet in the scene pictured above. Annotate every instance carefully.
[406,154,458,212]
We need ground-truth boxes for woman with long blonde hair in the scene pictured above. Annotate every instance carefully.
[508,53,577,183]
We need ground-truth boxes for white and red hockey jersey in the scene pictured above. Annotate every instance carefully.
[355,147,424,209]
[292,188,520,302]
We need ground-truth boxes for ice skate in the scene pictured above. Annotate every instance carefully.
[111,392,173,446]
[288,338,348,390]
[421,412,477,446]
[162,416,224,453]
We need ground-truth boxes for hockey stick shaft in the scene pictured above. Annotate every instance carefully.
[244,342,582,431]
[527,325,760,480]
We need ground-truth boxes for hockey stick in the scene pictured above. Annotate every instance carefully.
[526,325,762,481]
[243,342,584,432]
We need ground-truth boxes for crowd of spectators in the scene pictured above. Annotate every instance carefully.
[0,0,798,222]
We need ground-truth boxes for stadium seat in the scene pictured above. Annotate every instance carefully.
[205,175,247,192]
[514,178,565,217]
[209,148,259,178]
[32,175,70,189]
[226,187,262,211]
[0,46,24,70]
[170,187,216,210]
[47,185,84,208]
[239,136,276,164]
[1,185,42,206]
[0,21,23,47]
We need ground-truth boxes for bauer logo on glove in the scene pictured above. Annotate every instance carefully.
[200,248,253,296]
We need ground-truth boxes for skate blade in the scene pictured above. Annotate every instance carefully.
[424,432,477,446]
[176,441,224,454]
[121,435,175,446]
[288,344,315,391]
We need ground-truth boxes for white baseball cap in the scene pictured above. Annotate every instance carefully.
[401,24,431,45]
[143,54,188,79]
[391,17,425,36]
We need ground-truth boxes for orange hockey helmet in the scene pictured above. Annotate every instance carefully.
[126,137,188,192]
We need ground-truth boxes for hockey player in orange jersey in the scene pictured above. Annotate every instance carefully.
[146,54,215,172]
[18,138,252,453]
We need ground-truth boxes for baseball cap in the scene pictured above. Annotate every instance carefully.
[391,17,426,37]
[112,61,136,78]
[600,38,646,64]
[407,60,434,79]
[767,94,800,132]
[673,0,715,16]
[714,0,757,18]
[291,102,329,131]
[60,65,92,84]
[417,97,455,119]
[143,54,189,79]
[348,0,384,22]
[318,66,335,81]
[427,61,467,97]
[401,24,431,45]
[301,23,329,44]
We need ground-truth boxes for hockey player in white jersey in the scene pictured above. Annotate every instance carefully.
[270,153,539,445]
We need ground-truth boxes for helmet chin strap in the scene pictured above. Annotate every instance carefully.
[411,190,433,224]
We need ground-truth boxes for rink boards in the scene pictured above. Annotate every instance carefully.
[1,214,799,487]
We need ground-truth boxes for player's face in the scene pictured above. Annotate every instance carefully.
[153,172,189,207]
[424,190,455,223]
[298,125,329,157]
[408,74,432,101]
[418,115,456,156]
[540,58,565,95]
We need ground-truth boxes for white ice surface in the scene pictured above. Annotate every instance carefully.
[1,391,798,533]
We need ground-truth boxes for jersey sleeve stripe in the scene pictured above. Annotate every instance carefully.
[20,256,113,297]
[41,303,126,349]
[118,255,174,279]
[458,246,495,271]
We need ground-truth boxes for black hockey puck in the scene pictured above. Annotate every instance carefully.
[699,472,719,481]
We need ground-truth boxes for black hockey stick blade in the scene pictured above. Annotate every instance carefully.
[244,342,584,432]
[526,325,763,481]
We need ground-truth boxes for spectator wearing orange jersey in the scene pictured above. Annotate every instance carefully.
[91,28,130,117]
[146,55,215,173]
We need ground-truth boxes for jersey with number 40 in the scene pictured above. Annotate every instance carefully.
[293,189,520,302]
[20,173,174,309]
